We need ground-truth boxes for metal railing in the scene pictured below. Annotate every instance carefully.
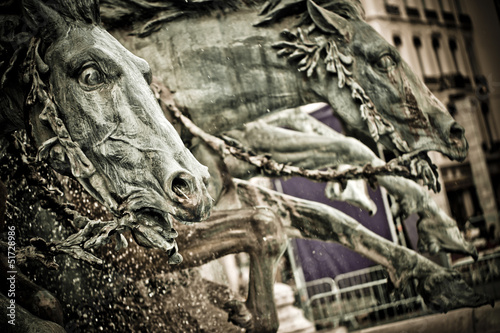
[452,251,500,301]
[301,251,500,331]
[303,266,427,331]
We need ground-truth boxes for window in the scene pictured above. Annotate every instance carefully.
[480,102,495,150]
[413,35,440,87]
[448,38,459,73]
[404,0,420,18]
[439,0,456,26]
[393,35,402,49]
[454,0,472,28]
[385,0,401,15]
[422,0,439,22]
[464,37,480,76]
[431,35,443,78]
[413,36,425,76]
[447,37,470,87]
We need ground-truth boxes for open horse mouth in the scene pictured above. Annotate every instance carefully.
[384,102,469,163]
[133,209,180,261]
[130,208,195,264]
[120,181,211,263]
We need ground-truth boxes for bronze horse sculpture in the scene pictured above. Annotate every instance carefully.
[0,0,213,330]
[103,0,471,241]
[0,0,492,332]
[0,0,214,254]
[96,0,491,331]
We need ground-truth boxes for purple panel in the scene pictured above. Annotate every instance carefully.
[312,105,344,133]
[280,107,393,281]
[403,213,420,251]
[280,178,392,281]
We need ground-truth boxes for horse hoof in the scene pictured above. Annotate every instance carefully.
[224,299,254,331]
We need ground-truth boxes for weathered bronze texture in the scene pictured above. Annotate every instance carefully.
[99,0,489,331]
[0,0,493,332]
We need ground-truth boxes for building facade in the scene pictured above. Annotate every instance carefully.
[361,0,500,247]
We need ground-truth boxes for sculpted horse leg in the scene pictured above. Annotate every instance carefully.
[174,208,287,333]
[232,179,492,312]
[223,111,477,257]
[187,143,287,332]
[170,172,489,332]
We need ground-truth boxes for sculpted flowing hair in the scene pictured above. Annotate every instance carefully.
[0,0,99,84]
[0,0,100,132]
[99,0,364,37]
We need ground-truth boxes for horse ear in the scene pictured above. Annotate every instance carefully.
[307,0,353,42]
[22,0,68,41]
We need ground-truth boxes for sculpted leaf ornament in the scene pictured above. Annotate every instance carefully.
[15,209,183,269]
[272,27,440,191]
[272,28,409,150]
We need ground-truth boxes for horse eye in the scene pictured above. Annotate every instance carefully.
[376,54,396,72]
[79,66,104,88]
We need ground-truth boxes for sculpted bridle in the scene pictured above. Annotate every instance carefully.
[24,38,118,210]
[266,0,455,192]
[19,36,183,264]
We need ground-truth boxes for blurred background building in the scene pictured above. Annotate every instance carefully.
[361,0,500,249]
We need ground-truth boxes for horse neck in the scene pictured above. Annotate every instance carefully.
[112,10,324,134]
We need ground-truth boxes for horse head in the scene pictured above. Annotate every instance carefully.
[313,0,467,161]
[272,0,468,166]
[4,0,213,259]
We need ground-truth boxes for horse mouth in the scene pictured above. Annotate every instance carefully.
[130,208,190,264]
[387,103,468,162]
[400,140,467,162]
[384,128,467,163]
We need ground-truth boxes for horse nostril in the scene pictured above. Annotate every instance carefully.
[449,122,466,144]
[171,175,192,200]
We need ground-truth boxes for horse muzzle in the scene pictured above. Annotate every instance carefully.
[164,170,213,222]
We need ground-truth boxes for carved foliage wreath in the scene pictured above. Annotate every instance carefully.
[270,25,439,192]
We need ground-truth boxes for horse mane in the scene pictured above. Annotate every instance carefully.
[42,0,100,25]
[0,0,100,86]
[0,0,100,133]
[99,0,364,37]
[256,0,364,25]
[0,0,99,25]
[0,0,99,47]
[99,0,261,31]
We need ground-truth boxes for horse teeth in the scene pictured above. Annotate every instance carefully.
[168,252,183,265]
[136,209,173,230]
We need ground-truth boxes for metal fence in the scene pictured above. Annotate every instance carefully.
[303,266,427,331]
[302,251,500,331]
[452,251,500,301]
